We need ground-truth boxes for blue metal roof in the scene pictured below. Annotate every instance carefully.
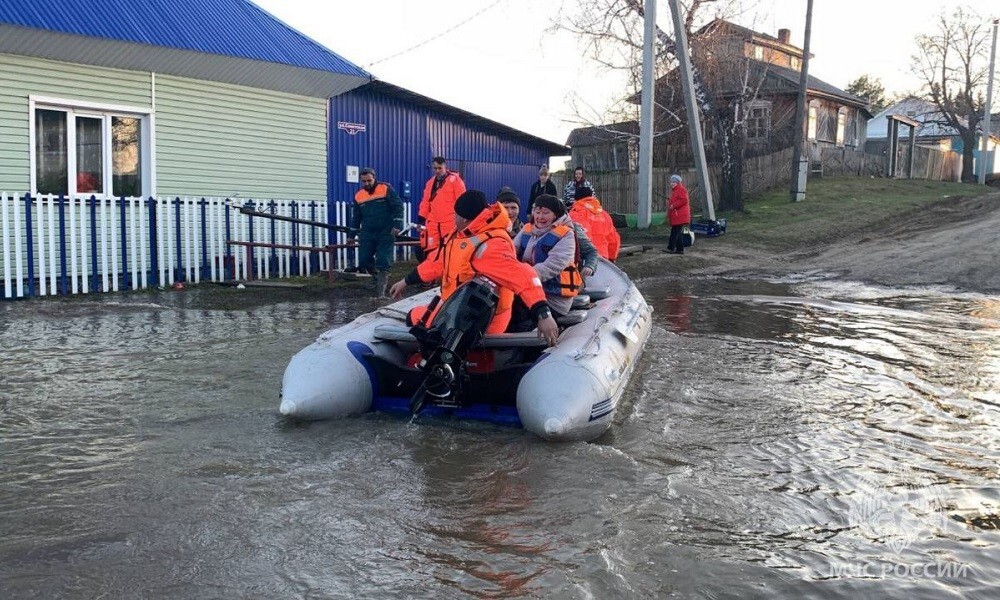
[0,0,369,79]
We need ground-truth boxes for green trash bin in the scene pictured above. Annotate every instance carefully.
[623,212,667,228]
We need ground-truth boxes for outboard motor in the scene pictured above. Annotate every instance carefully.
[409,276,500,414]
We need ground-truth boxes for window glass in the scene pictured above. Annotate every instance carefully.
[76,116,104,193]
[747,106,770,140]
[112,116,142,197]
[35,109,68,195]
[836,112,848,146]
[807,105,818,140]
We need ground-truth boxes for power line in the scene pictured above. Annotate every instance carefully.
[368,0,506,67]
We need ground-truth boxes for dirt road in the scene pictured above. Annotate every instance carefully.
[619,191,1000,293]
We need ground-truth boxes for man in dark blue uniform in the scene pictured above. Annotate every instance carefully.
[350,167,403,297]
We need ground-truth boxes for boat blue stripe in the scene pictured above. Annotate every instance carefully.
[346,341,379,402]
[372,395,522,428]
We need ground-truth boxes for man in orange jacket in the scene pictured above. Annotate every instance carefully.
[390,190,559,346]
[568,187,620,261]
[418,156,466,257]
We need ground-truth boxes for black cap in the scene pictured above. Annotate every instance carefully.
[496,190,520,205]
[574,186,594,200]
[532,194,566,217]
[454,190,489,219]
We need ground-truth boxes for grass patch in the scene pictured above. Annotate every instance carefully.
[623,177,994,250]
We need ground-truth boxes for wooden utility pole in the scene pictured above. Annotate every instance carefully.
[636,0,657,228]
[789,0,814,202]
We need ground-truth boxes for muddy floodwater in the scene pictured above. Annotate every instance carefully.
[1,277,998,599]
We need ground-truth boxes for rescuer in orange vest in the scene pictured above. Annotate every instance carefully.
[417,156,466,257]
[568,187,621,261]
[390,190,559,346]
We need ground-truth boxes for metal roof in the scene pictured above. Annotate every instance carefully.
[364,80,569,156]
[0,0,370,97]
[629,62,870,116]
[762,63,871,114]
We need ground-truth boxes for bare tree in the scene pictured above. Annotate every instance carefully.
[912,7,993,182]
[554,0,773,211]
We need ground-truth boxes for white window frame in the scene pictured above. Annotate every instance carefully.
[807,102,819,141]
[836,109,849,147]
[745,100,772,142]
[29,95,155,198]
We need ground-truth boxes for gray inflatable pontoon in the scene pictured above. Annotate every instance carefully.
[279,259,652,441]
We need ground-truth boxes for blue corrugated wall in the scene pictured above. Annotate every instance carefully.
[328,87,552,230]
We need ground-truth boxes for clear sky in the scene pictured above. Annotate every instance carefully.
[253,0,998,147]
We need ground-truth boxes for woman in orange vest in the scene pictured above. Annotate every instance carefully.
[390,190,559,346]
[512,194,581,318]
[568,187,621,261]
[417,156,466,256]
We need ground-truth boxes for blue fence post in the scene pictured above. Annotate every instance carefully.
[224,202,233,281]
[290,200,300,276]
[118,196,130,290]
[147,197,159,287]
[309,200,319,274]
[57,194,68,295]
[89,195,99,292]
[173,197,183,282]
[24,194,35,298]
[246,200,256,280]
[267,200,278,277]
[199,197,209,281]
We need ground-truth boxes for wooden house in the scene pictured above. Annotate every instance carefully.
[566,19,871,170]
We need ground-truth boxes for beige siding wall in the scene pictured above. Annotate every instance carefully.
[154,75,327,201]
[0,54,152,192]
[0,55,328,201]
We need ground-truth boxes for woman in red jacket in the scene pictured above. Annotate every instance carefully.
[666,174,691,255]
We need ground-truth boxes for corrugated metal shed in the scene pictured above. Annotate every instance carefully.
[0,0,370,97]
[328,81,569,230]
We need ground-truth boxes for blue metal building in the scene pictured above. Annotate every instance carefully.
[328,80,568,226]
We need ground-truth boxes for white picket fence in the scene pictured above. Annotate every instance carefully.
[1,193,414,300]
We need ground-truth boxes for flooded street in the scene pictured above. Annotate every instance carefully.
[1,277,998,599]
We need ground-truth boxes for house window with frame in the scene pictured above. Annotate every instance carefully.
[835,109,849,146]
[753,45,764,61]
[807,103,819,140]
[746,102,772,142]
[32,101,149,197]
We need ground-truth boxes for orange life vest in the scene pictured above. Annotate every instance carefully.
[440,229,515,318]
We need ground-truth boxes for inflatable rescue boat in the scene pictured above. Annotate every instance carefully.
[279,259,652,441]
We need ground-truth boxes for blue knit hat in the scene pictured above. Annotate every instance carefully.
[670,174,682,184]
